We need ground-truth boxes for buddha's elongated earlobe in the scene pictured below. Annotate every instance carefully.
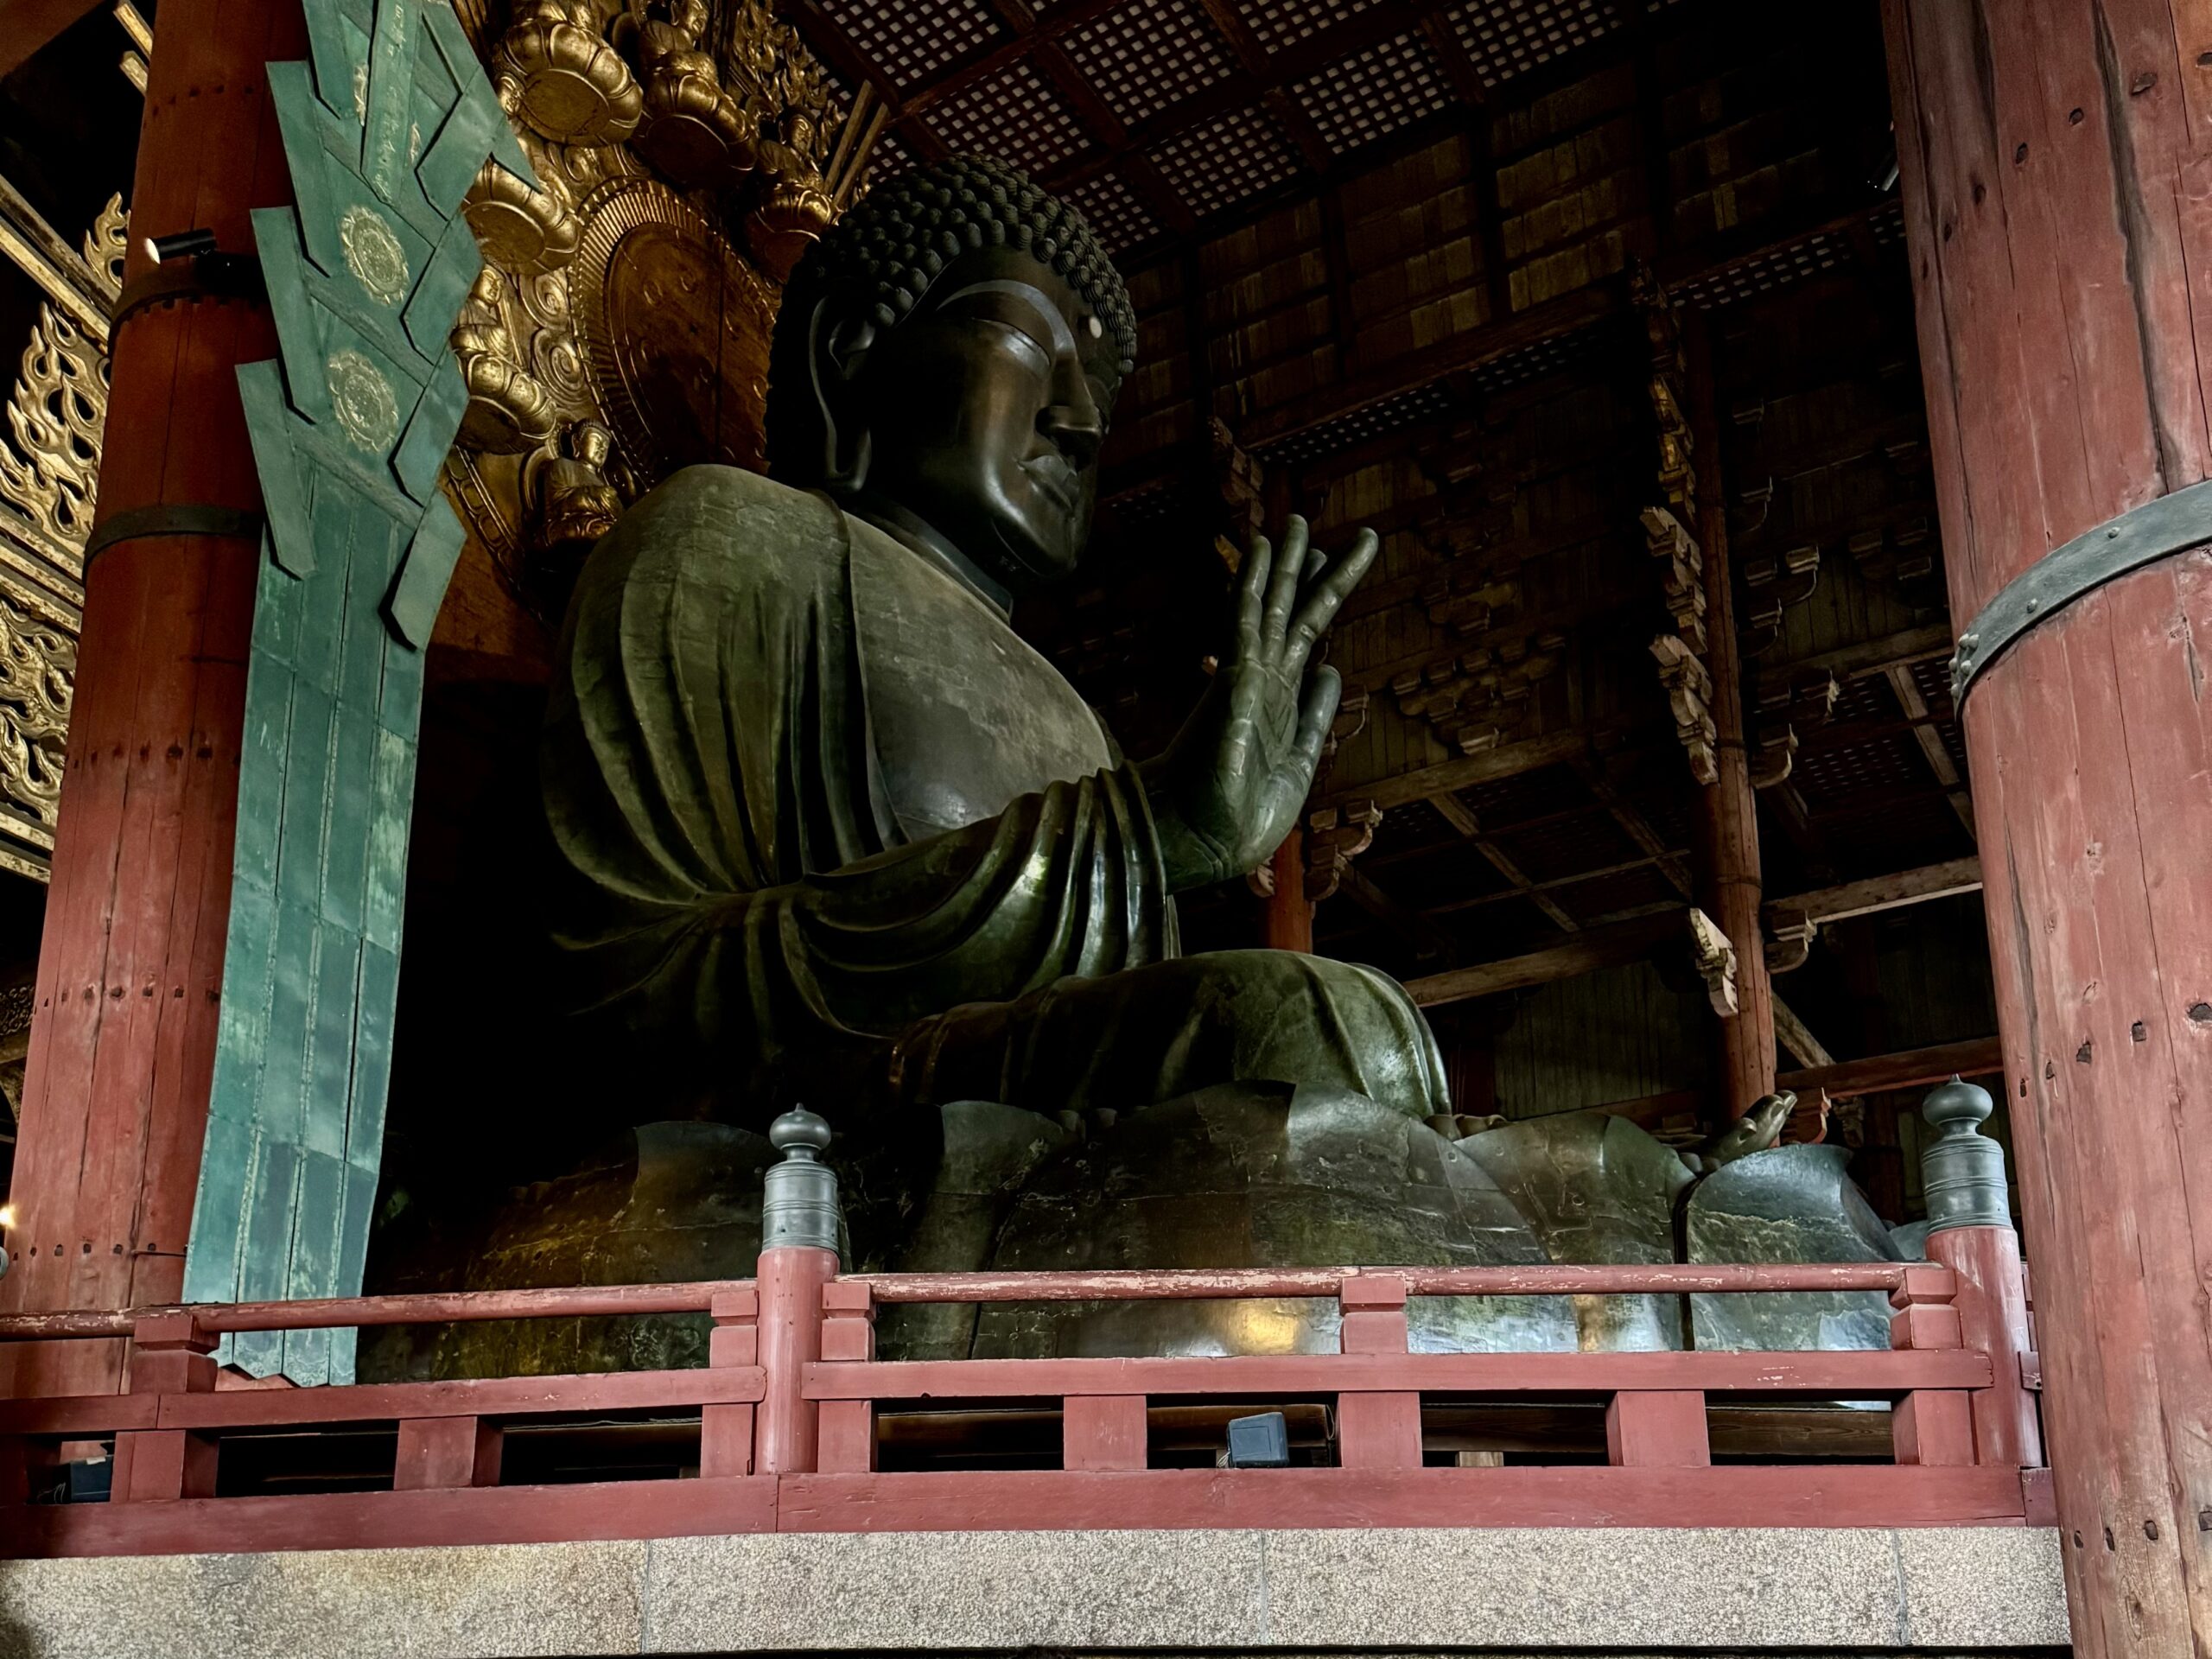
[808,302,877,493]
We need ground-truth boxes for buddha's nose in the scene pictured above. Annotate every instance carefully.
[1040,385,1104,469]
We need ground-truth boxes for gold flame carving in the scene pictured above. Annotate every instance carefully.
[445,0,886,626]
[0,192,122,878]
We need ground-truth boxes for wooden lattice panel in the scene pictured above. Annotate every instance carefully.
[925,59,1092,177]
[818,0,1001,92]
[1288,29,1452,155]
[1676,232,1848,309]
[1491,809,1641,885]
[1257,382,1452,466]
[1064,0,1236,128]
[1244,0,1389,54]
[1450,0,1625,91]
[1151,105,1300,218]
[1063,170,1162,255]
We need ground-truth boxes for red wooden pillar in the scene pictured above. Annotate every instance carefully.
[0,0,303,1395]
[1684,315,1776,1120]
[1261,830,1313,952]
[1885,5,2212,1649]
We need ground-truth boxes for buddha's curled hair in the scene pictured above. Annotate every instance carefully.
[766,156,1136,482]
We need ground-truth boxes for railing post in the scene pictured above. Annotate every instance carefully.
[817,1280,876,1473]
[754,1108,841,1477]
[1064,1395,1147,1471]
[701,1285,760,1478]
[112,1313,217,1502]
[394,1418,502,1490]
[1916,1075,2043,1471]
[1336,1273,1421,1470]
[1889,1262,1974,1466]
[1605,1391,1710,1466]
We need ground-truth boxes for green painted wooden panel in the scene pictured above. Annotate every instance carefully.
[183,0,527,1382]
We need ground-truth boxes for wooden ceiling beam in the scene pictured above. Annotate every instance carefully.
[1580,1034,2005,1127]
[1766,856,1984,929]
[1780,1036,2003,1102]
[1769,622,1952,683]
[1327,728,1592,813]
[1402,906,1707,1007]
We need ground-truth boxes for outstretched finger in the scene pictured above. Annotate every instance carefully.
[1286,528,1379,671]
[1292,664,1343,774]
[1236,531,1272,659]
[1261,514,1311,651]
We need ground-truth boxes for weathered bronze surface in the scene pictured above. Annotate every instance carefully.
[1683,1144,1902,1351]
[1460,1110,1691,1351]
[540,156,1437,1147]
[967,1084,1576,1358]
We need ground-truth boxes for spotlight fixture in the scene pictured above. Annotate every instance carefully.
[142,227,219,266]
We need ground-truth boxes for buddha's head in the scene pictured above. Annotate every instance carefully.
[766,156,1138,593]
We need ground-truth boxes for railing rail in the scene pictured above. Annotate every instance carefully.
[0,1260,1928,1340]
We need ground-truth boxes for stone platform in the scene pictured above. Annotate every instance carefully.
[0,1526,2069,1656]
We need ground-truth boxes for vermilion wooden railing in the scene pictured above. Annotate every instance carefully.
[0,1250,2049,1558]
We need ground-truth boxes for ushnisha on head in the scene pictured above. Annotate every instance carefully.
[766,156,1139,597]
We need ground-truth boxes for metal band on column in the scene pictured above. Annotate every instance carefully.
[1950,477,2212,704]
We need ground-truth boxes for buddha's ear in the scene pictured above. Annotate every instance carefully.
[805,299,877,489]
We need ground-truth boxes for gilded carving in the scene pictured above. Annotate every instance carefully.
[454,265,560,453]
[0,192,121,878]
[495,0,645,146]
[630,0,757,188]
[442,0,883,620]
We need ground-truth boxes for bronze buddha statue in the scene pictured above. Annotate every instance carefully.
[539,156,1446,1138]
[364,161,1904,1376]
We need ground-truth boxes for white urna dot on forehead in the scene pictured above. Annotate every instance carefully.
[1086,315,1103,340]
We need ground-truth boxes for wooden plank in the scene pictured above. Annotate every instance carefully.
[0,1474,780,1559]
[1768,858,1985,926]
[805,1350,1992,1402]
[1884,665,1975,837]
[1780,1037,2002,1101]
[1770,997,1835,1071]
[1770,623,1955,683]
[156,1366,766,1429]
[1326,729,1591,813]
[0,1394,159,1436]
[1402,910,1690,1007]
[773,1465,2029,1533]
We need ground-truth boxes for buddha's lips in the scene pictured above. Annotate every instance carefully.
[1021,454,1081,514]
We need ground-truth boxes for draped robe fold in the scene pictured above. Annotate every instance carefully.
[541,465,1448,1129]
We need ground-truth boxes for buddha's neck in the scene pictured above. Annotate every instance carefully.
[839,491,1014,616]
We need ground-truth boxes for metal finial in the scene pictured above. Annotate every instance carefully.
[1919,1075,2012,1234]
[769,1106,833,1160]
[761,1106,842,1256]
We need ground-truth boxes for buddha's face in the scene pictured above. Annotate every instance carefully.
[843,245,1119,588]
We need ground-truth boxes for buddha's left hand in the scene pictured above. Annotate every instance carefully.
[1142,515,1379,892]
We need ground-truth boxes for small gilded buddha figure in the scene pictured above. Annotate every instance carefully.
[541,156,1448,1144]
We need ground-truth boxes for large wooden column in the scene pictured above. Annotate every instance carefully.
[1885,5,2212,1651]
[0,0,302,1394]
[1684,317,1776,1120]
[1261,830,1314,952]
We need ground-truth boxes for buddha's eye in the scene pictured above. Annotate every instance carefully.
[967,316,1054,374]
